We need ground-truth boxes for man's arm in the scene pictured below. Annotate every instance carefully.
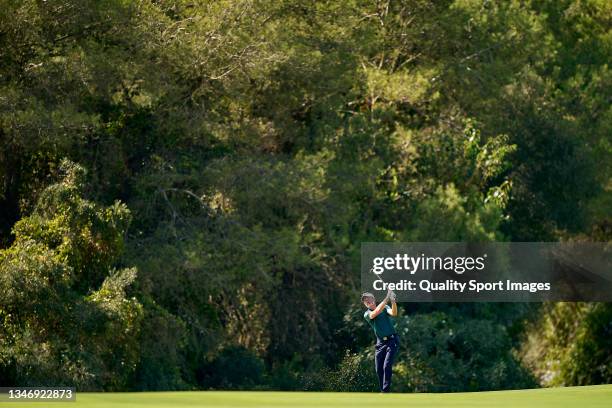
[388,298,398,317]
[368,294,390,319]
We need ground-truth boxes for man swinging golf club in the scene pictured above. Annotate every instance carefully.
[362,289,399,393]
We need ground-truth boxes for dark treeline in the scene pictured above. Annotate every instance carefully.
[0,0,610,391]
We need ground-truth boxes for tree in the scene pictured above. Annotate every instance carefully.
[0,160,141,390]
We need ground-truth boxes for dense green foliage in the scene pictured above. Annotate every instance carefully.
[0,160,141,389]
[521,302,612,386]
[0,0,609,391]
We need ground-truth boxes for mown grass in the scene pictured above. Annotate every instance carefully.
[1,384,610,408]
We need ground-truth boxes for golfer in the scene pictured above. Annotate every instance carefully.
[362,290,399,393]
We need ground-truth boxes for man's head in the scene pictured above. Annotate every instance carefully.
[361,292,376,309]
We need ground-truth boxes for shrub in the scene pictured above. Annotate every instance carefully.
[201,346,265,390]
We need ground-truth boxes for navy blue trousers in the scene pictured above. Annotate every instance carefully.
[374,334,399,392]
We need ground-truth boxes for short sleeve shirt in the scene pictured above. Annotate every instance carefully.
[364,305,396,338]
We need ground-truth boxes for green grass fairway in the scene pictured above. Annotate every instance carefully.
[1,385,610,408]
